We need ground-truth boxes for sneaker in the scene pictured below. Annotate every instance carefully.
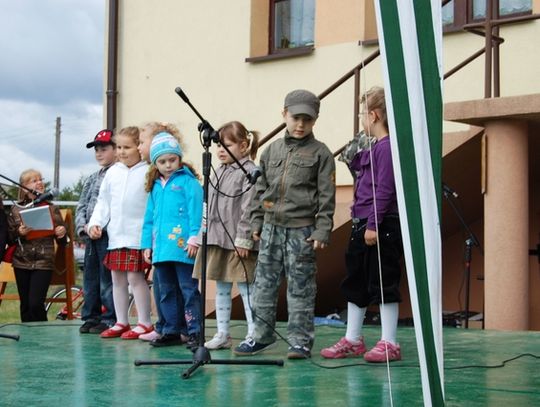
[287,345,311,359]
[79,320,98,334]
[88,322,111,334]
[364,340,401,363]
[233,338,276,356]
[139,330,162,342]
[320,337,367,359]
[204,332,233,350]
[150,333,184,347]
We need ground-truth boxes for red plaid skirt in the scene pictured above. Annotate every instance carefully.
[104,248,147,272]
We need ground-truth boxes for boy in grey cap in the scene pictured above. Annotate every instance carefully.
[233,89,336,359]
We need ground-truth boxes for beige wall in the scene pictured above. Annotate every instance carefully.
[110,1,540,186]
[108,1,540,329]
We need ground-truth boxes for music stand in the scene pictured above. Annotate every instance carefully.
[134,87,283,378]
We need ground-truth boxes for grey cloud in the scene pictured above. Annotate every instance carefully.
[0,0,105,106]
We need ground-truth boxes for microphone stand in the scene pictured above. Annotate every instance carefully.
[134,87,283,379]
[0,333,20,341]
[0,173,42,198]
[442,184,483,329]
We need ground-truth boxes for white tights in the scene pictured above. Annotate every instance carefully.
[215,281,254,338]
[111,270,152,331]
[345,301,399,345]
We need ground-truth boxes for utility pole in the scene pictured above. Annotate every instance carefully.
[54,116,61,189]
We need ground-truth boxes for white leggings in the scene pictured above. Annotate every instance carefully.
[111,270,152,327]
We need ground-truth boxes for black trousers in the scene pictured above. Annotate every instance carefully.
[14,268,53,322]
[341,217,403,307]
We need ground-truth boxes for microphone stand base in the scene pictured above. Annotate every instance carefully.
[135,345,284,379]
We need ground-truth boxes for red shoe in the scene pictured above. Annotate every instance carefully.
[100,323,131,338]
[120,323,154,340]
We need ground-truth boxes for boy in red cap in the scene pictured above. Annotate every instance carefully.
[75,129,117,333]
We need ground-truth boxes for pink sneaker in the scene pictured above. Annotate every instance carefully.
[320,337,366,359]
[139,330,162,342]
[364,340,401,363]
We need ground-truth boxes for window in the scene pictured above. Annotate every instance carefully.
[443,0,532,30]
[270,0,315,53]
[472,0,531,19]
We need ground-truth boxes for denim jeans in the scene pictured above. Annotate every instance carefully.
[82,234,116,325]
[155,261,201,335]
[152,269,187,335]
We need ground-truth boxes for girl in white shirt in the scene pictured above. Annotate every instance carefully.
[88,126,153,339]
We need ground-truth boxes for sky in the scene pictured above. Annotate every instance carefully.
[0,0,105,191]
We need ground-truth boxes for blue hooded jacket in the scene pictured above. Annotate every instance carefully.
[141,166,203,265]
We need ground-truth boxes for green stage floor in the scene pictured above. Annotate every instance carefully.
[0,321,539,406]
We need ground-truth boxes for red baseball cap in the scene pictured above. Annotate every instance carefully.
[86,129,114,148]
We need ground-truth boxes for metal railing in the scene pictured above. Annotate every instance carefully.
[259,5,540,156]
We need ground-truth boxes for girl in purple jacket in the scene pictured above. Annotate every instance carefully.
[321,86,404,363]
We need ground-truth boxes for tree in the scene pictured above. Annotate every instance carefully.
[57,175,87,202]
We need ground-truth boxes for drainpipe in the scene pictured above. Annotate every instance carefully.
[106,0,118,130]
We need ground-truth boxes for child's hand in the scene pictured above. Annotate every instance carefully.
[252,231,260,241]
[143,249,152,264]
[88,225,102,240]
[235,247,250,259]
[307,238,327,250]
[364,229,377,246]
[18,224,31,236]
[186,244,198,258]
[55,225,66,239]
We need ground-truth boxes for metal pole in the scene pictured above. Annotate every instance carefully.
[54,116,61,189]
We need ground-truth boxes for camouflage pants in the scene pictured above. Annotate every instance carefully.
[252,223,317,349]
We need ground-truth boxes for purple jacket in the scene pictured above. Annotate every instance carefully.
[350,136,398,230]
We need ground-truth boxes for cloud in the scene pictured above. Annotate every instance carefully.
[0,99,103,189]
[0,0,105,105]
[0,0,105,190]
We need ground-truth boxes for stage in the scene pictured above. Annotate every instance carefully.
[1,321,538,406]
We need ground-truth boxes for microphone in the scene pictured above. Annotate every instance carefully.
[442,183,459,198]
[31,188,59,205]
[247,166,262,185]
[175,87,190,104]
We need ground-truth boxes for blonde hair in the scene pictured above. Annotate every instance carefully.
[113,126,140,145]
[142,122,200,191]
[18,169,42,201]
[140,121,187,152]
[361,86,388,129]
[218,121,259,160]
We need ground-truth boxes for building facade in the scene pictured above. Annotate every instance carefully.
[105,0,540,330]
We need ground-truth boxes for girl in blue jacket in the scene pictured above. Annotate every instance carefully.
[141,132,203,347]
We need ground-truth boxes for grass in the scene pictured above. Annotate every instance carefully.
[0,270,83,324]
[0,283,22,323]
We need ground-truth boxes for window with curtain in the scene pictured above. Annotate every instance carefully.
[271,0,315,52]
[473,0,532,19]
[443,0,532,30]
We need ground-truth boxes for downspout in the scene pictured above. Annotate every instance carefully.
[106,0,118,130]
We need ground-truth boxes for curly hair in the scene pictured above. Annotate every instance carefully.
[141,122,200,192]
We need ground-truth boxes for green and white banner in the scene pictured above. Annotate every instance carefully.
[374,1,444,406]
